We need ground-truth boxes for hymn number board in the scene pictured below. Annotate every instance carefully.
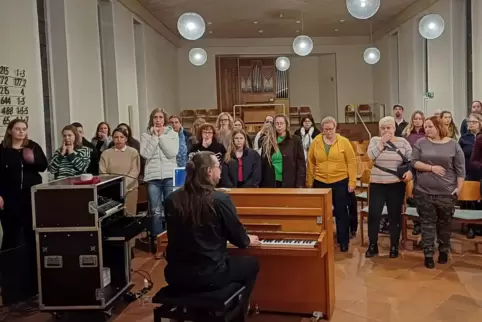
[0,65,29,140]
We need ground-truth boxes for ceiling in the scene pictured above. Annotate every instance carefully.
[137,0,420,38]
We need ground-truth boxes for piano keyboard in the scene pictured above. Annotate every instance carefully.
[228,239,316,248]
[260,239,316,247]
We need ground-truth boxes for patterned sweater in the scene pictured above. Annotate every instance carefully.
[48,146,91,179]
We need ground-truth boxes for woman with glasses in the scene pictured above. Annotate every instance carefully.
[215,112,234,149]
[294,114,321,162]
[306,116,357,252]
[221,129,261,188]
[259,114,305,188]
[189,123,226,165]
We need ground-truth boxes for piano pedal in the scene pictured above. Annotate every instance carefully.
[311,311,323,321]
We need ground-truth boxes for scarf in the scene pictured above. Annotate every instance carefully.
[254,131,263,155]
[300,127,314,161]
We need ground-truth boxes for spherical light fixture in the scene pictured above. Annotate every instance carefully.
[346,0,380,20]
[418,14,445,40]
[177,13,206,40]
[292,35,313,57]
[275,57,291,71]
[189,48,207,66]
[363,47,380,65]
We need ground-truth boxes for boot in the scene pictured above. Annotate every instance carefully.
[365,243,379,258]
[389,245,399,258]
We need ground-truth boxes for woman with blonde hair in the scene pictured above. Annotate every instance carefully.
[140,108,179,253]
[49,125,91,179]
[189,117,206,146]
[215,112,234,149]
[440,111,459,139]
[100,127,141,216]
[365,116,413,259]
[306,116,356,252]
[402,110,425,146]
[220,129,261,188]
[259,114,305,188]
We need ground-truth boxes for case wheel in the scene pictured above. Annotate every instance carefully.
[311,311,323,321]
[51,312,63,320]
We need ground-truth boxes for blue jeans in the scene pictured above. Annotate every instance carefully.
[147,178,173,240]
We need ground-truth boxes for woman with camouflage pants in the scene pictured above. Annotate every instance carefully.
[412,116,465,269]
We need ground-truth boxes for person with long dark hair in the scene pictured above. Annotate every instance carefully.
[0,119,48,308]
[48,125,91,179]
[164,151,260,320]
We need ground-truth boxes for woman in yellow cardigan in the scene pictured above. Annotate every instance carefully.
[306,116,357,252]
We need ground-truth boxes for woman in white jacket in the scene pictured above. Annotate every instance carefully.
[140,108,179,253]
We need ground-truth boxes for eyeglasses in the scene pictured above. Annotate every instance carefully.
[323,127,335,132]
[275,122,285,126]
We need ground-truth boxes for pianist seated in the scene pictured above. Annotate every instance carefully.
[163,151,260,319]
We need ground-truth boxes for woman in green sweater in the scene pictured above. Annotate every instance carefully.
[48,125,91,179]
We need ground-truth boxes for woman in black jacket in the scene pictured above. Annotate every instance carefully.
[294,114,320,162]
[0,119,48,306]
[189,123,226,164]
[221,129,261,188]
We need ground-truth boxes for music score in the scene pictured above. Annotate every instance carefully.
[0,65,28,138]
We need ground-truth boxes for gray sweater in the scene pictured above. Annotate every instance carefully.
[411,138,465,195]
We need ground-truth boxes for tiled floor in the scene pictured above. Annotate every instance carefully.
[3,238,482,322]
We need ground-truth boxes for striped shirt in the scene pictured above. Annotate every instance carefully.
[367,137,412,184]
[48,146,91,179]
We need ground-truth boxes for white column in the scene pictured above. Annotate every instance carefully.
[472,0,482,101]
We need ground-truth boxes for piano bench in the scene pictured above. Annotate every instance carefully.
[153,283,247,322]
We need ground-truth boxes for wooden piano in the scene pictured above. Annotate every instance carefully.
[157,188,335,320]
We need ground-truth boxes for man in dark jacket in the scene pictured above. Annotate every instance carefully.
[72,122,99,174]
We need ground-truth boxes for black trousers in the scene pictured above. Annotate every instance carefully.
[170,256,259,320]
[0,218,38,305]
[368,182,406,246]
[314,178,350,245]
[348,192,358,233]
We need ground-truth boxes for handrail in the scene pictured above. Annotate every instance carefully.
[355,105,372,140]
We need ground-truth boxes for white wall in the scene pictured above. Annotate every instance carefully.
[373,0,466,125]
[288,55,337,122]
[178,37,374,122]
[0,0,45,150]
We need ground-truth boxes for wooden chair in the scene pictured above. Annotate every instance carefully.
[181,109,196,120]
[196,109,208,118]
[359,170,385,246]
[401,180,418,249]
[453,181,482,251]
[207,109,219,121]
[289,107,299,117]
[299,106,311,116]
[355,168,371,209]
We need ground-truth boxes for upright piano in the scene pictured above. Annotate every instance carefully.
[157,188,335,320]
